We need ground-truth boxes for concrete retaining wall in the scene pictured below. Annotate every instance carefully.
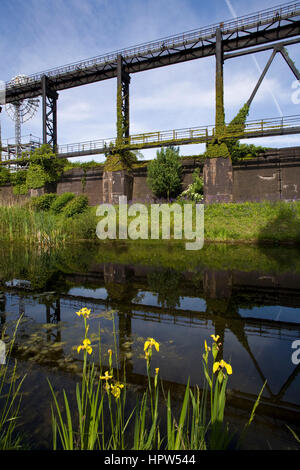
[1,147,300,206]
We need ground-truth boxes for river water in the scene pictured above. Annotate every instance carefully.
[0,241,299,450]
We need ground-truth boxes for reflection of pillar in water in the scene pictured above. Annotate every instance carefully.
[104,264,137,376]
[19,296,25,317]
[45,299,61,343]
[203,269,233,361]
[118,311,133,376]
[0,292,6,327]
[104,264,137,304]
[45,298,61,324]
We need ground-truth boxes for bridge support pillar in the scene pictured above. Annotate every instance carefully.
[215,27,225,135]
[116,55,130,143]
[203,157,233,204]
[102,169,133,204]
[41,75,58,152]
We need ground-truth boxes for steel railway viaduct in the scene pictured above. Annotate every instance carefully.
[1,2,300,202]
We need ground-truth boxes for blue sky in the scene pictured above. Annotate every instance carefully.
[0,0,299,162]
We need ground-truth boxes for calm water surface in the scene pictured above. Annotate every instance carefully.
[0,242,300,450]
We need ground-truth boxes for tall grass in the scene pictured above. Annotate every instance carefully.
[0,206,97,245]
[0,317,26,450]
[1,200,300,245]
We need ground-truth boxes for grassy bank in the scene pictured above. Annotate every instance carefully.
[0,200,299,245]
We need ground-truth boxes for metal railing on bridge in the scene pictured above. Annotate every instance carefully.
[1,114,300,164]
[5,2,300,93]
[56,114,300,157]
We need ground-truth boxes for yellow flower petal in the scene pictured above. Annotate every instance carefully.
[211,335,220,342]
[213,362,220,374]
[100,371,113,381]
[224,362,233,375]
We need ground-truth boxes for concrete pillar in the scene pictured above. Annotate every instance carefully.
[203,157,233,204]
[102,169,133,204]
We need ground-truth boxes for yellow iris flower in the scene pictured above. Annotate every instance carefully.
[111,385,121,399]
[77,338,92,355]
[144,338,160,353]
[76,307,91,319]
[100,371,113,381]
[210,335,220,342]
[213,359,232,375]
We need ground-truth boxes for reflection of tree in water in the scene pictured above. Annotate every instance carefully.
[0,244,99,291]
[106,282,139,304]
[0,292,5,330]
[147,268,183,309]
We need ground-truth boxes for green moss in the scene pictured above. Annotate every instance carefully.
[63,161,105,172]
[104,148,137,172]
[215,68,225,137]
[205,141,231,159]
[206,102,265,160]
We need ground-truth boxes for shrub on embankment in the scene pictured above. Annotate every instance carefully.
[30,193,88,217]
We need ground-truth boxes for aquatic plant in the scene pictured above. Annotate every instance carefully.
[0,318,26,450]
[48,308,264,450]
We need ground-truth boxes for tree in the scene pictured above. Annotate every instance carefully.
[147,146,182,200]
[12,144,67,193]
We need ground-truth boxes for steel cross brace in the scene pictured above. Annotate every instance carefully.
[247,44,300,107]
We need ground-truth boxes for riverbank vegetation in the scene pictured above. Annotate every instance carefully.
[0,199,299,245]
[1,309,265,450]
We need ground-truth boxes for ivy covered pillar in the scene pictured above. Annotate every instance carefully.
[215,27,225,136]
[102,55,133,204]
[203,28,233,204]
[116,54,130,143]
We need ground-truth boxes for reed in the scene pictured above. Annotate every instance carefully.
[0,317,26,450]
[1,200,300,245]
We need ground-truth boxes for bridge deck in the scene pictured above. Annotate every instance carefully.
[1,115,299,164]
[4,2,300,102]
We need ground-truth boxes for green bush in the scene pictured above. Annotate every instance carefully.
[31,193,58,212]
[62,195,89,218]
[179,168,204,202]
[147,146,182,199]
[51,192,75,214]
[26,164,50,189]
[0,167,11,186]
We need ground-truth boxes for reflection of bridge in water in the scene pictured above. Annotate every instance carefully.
[2,264,300,424]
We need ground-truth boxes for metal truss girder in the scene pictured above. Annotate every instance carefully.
[5,22,300,103]
[279,46,300,79]
[42,75,58,151]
